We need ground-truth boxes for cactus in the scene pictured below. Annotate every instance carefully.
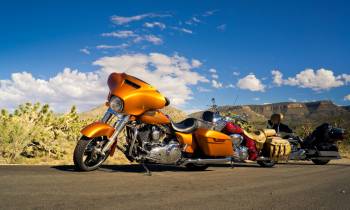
[0,103,87,163]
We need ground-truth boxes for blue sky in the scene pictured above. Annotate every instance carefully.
[0,0,349,112]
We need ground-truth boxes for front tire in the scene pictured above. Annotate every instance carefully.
[311,159,330,165]
[73,136,110,171]
[257,160,275,167]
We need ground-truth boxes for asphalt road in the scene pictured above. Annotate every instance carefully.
[0,160,350,210]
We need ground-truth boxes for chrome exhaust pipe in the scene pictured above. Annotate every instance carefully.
[181,157,232,165]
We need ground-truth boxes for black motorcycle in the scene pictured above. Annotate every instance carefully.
[286,123,345,165]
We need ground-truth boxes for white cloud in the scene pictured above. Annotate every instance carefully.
[209,69,220,81]
[211,80,223,88]
[191,59,202,68]
[203,10,219,17]
[233,71,240,76]
[185,16,201,25]
[96,44,128,49]
[342,74,350,83]
[102,31,163,45]
[226,84,235,88]
[143,35,163,45]
[183,108,202,114]
[288,98,297,102]
[217,24,226,31]
[271,69,350,91]
[0,69,105,112]
[209,68,217,73]
[197,87,211,92]
[133,35,163,45]
[144,22,166,30]
[253,97,260,101]
[344,94,350,101]
[0,53,207,112]
[192,17,201,23]
[101,30,136,38]
[80,48,90,55]
[236,74,265,92]
[211,74,219,79]
[171,27,193,34]
[111,13,170,25]
[271,70,283,86]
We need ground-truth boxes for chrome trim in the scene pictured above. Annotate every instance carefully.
[256,156,271,161]
[128,127,138,157]
[230,134,244,147]
[101,114,130,154]
[101,107,121,123]
[181,157,232,165]
[101,109,113,123]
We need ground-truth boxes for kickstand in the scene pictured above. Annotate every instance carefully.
[141,162,152,176]
[230,158,235,169]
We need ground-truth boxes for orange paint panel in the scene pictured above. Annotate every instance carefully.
[108,73,167,116]
[194,128,233,157]
[176,132,196,153]
[138,110,170,125]
[80,122,115,138]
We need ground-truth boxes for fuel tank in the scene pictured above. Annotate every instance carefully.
[107,73,168,116]
[138,110,170,125]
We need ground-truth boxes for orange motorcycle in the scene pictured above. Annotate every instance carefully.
[73,73,290,174]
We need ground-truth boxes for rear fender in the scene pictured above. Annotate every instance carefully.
[80,122,115,139]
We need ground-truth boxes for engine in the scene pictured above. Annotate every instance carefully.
[135,124,182,164]
[230,134,249,160]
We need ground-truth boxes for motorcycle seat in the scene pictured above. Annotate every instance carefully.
[263,129,277,137]
[171,118,198,133]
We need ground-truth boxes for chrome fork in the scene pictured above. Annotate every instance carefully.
[101,111,130,155]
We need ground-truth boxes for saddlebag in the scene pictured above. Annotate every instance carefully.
[195,128,234,157]
[264,137,291,161]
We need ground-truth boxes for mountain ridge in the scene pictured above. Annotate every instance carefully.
[191,100,350,127]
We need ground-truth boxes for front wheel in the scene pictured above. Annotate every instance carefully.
[257,160,275,167]
[311,159,330,165]
[73,136,110,171]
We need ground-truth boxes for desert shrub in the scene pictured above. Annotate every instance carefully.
[0,103,86,163]
[294,120,314,139]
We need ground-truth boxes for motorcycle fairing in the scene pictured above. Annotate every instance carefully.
[108,73,168,116]
[80,122,115,138]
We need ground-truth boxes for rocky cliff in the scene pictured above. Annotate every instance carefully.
[191,100,350,127]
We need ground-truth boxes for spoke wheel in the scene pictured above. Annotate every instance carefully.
[74,136,110,171]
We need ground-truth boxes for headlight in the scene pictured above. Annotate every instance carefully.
[109,96,123,112]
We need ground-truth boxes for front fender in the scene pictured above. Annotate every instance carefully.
[80,122,115,138]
